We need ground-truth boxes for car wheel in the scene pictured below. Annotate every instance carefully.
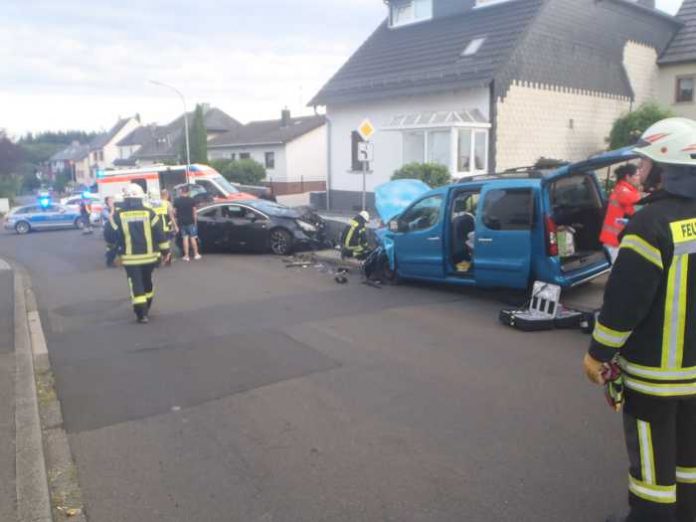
[382,256,401,285]
[74,217,85,230]
[269,228,293,256]
[15,221,30,235]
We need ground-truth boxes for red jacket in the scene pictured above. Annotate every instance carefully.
[600,179,641,247]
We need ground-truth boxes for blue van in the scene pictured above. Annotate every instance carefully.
[381,148,638,290]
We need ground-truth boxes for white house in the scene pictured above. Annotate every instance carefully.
[208,110,327,195]
[48,142,91,187]
[88,115,141,178]
[309,0,678,211]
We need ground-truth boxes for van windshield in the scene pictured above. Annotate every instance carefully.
[212,176,240,195]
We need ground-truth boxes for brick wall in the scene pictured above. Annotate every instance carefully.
[623,41,659,106]
[495,81,630,170]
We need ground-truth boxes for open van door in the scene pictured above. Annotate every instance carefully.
[474,184,534,289]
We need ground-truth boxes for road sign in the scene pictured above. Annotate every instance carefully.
[357,142,374,162]
[357,119,376,141]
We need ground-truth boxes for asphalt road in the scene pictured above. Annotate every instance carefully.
[0,227,626,522]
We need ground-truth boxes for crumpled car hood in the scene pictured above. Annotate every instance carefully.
[374,179,431,223]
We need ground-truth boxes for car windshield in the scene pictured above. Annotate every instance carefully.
[250,200,298,218]
[212,176,240,194]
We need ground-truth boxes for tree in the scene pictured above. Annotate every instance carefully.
[609,102,674,150]
[0,135,25,175]
[182,104,208,164]
[392,162,451,188]
[215,158,266,185]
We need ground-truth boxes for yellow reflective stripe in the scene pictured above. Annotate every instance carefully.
[628,475,676,504]
[159,242,170,250]
[144,291,154,299]
[123,216,133,256]
[592,321,631,348]
[677,467,696,484]
[671,218,696,244]
[145,214,153,254]
[620,235,663,270]
[662,254,688,370]
[637,421,656,484]
[624,376,696,397]
[618,357,696,381]
[132,296,148,305]
[127,278,134,300]
[344,220,358,249]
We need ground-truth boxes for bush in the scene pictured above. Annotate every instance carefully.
[214,159,266,185]
[392,163,451,188]
[0,175,20,201]
[53,172,72,194]
[609,102,674,150]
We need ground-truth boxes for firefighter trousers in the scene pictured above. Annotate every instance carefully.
[623,390,696,522]
[124,264,156,319]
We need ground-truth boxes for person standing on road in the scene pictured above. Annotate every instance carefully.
[340,211,370,260]
[79,196,93,235]
[584,118,696,522]
[113,184,168,324]
[173,185,201,262]
[152,190,178,266]
[101,197,118,268]
[600,164,642,264]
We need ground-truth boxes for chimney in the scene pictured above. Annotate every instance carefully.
[281,108,291,127]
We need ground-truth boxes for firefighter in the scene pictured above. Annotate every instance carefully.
[584,118,696,522]
[341,211,370,260]
[112,184,168,324]
[151,190,178,266]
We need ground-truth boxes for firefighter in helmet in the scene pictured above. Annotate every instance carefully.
[584,118,696,522]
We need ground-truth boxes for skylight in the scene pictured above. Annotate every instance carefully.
[462,37,486,57]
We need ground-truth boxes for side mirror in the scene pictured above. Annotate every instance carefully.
[388,220,399,232]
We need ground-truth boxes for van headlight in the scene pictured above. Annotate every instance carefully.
[296,220,317,233]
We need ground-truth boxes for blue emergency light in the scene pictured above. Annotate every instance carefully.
[39,197,51,208]
[82,191,92,199]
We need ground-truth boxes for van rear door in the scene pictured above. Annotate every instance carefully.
[474,184,534,289]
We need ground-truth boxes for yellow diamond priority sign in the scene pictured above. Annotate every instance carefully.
[357,119,375,141]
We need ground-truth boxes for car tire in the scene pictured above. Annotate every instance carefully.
[15,221,30,235]
[382,256,401,285]
[269,228,293,256]
[74,217,85,230]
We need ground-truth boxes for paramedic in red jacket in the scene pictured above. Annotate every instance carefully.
[600,164,643,263]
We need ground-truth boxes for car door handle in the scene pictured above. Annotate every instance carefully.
[427,236,440,241]
[478,238,494,243]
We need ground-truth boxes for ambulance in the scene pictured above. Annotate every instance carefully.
[96,164,257,203]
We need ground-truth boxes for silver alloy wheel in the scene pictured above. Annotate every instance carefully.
[15,221,30,235]
[74,218,85,229]
[269,229,292,255]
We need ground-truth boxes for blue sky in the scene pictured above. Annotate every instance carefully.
[0,0,685,135]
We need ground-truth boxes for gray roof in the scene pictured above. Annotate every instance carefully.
[116,125,159,147]
[311,0,678,106]
[167,107,242,133]
[660,0,696,64]
[50,143,90,162]
[90,117,134,150]
[310,0,544,106]
[208,115,326,148]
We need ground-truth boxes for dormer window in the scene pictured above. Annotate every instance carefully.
[390,0,433,28]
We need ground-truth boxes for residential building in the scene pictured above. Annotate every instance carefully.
[88,115,141,178]
[48,142,91,186]
[118,106,241,165]
[309,0,678,211]
[658,0,696,118]
[208,110,327,195]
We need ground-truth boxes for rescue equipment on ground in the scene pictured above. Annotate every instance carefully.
[499,281,587,331]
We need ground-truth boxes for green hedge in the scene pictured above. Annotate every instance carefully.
[609,102,673,150]
[210,159,266,185]
[392,163,451,187]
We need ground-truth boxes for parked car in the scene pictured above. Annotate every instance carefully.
[379,148,638,290]
[60,193,103,225]
[195,200,326,255]
[4,203,83,234]
[173,182,257,206]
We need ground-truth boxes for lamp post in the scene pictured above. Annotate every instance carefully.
[149,80,191,182]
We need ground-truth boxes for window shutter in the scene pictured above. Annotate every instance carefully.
[351,131,364,171]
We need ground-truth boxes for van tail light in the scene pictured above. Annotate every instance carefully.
[545,215,559,257]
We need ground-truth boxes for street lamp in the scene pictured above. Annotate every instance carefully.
[149,80,191,182]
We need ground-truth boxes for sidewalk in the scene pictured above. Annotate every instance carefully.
[0,260,16,522]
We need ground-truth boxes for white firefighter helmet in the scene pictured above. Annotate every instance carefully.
[634,117,696,166]
[124,183,146,198]
[359,210,370,222]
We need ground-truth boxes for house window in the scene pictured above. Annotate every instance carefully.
[428,131,450,166]
[403,131,425,164]
[229,153,237,161]
[265,152,275,169]
[402,128,488,175]
[390,0,432,28]
[240,153,250,160]
[457,129,488,174]
[99,151,104,161]
[676,77,694,103]
[462,37,486,57]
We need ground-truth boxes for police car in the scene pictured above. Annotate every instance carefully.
[4,198,84,234]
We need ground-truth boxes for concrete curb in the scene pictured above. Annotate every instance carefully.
[13,266,53,522]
